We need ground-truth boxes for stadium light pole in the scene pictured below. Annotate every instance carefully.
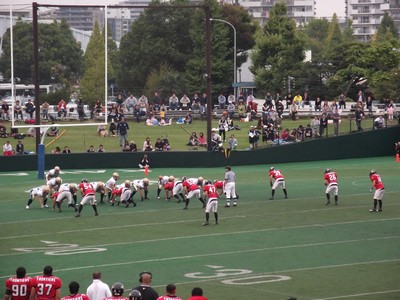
[210,18,237,101]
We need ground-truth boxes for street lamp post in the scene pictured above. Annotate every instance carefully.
[210,18,237,101]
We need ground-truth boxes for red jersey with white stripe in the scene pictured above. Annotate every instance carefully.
[157,296,182,300]
[214,181,224,190]
[183,180,200,191]
[269,170,284,180]
[62,294,89,300]
[5,276,33,300]
[324,172,338,184]
[203,184,219,199]
[164,182,174,191]
[370,173,384,189]
[78,182,95,195]
[31,275,62,300]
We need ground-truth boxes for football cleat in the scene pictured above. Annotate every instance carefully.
[26,205,29,209]
[202,222,209,226]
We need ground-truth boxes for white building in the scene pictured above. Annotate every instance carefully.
[237,0,315,27]
[347,0,400,42]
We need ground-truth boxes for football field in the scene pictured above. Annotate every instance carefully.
[0,157,399,300]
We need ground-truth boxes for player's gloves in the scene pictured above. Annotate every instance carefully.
[369,188,373,193]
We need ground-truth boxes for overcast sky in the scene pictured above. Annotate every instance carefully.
[7,0,346,18]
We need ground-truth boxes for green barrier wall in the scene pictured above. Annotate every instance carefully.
[1,126,399,172]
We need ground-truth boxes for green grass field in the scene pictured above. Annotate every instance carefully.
[0,157,399,300]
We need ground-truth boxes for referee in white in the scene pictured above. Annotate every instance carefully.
[224,165,238,207]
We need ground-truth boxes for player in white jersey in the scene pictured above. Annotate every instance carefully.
[130,178,150,201]
[53,183,78,212]
[104,172,119,203]
[157,175,170,200]
[90,181,106,202]
[46,166,61,181]
[46,177,62,207]
[26,185,50,209]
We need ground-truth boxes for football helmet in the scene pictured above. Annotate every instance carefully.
[269,166,275,171]
[324,168,331,174]
[181,176,187,181]
[125,180,131,187]
[54,166,60,172]
[81,178,88,183]
[129,289,142,300]
[111,282,124,296]
[169,175,175,182]
[113,172,119,179]
[97,181,104,188]
[369,169,376,176]
[69,183,77,190]
[198,177,203,182]
[143,178,149,186]
[42,186,50,193]
[55,177,62,184]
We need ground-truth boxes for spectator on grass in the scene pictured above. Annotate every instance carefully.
[87,145,95,153]
[198,132,207,148]
[15,140,24,155]
[187,132,198,147]
[131,272,158,300]
[3,140,13,156]
[51,146,61,154]
[98,124,108,137]
[155,138,165,151]
[187,287,208,300]
[62,146,71,154]
[97,144,105,153]
[143,137,153,152]
[86,271,111,300]
[117,117,129,147]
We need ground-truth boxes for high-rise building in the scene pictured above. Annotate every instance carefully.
[237,0,315,26]
[55,7,104,32]
[347,0,400,42]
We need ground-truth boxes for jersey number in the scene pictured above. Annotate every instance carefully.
[12,285,27,296]
[37,283,52,296]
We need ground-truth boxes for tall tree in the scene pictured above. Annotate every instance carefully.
[250,3,306,94]
[80,22,106,104]
[0,20,82,84]
[375,13,399,42]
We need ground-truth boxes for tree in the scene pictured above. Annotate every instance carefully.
[250,3,306,94]
[80,22,106,104]
[0,20,82,85]
[375,13,399,42]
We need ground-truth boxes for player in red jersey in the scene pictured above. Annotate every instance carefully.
[369,170,385,212]
[75,179,98,217]
[202,181,219,226]
[61,281,89,300]
[164,176,185,203]
[213,180,225,195]
[187,287,208,300]
[268,167,288,200]
[5,267,32,300]
[104,282,129,300]
[323,168,339,205]
[29,266,62,300]
[156,284,182,300]
[182,178,205,209]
